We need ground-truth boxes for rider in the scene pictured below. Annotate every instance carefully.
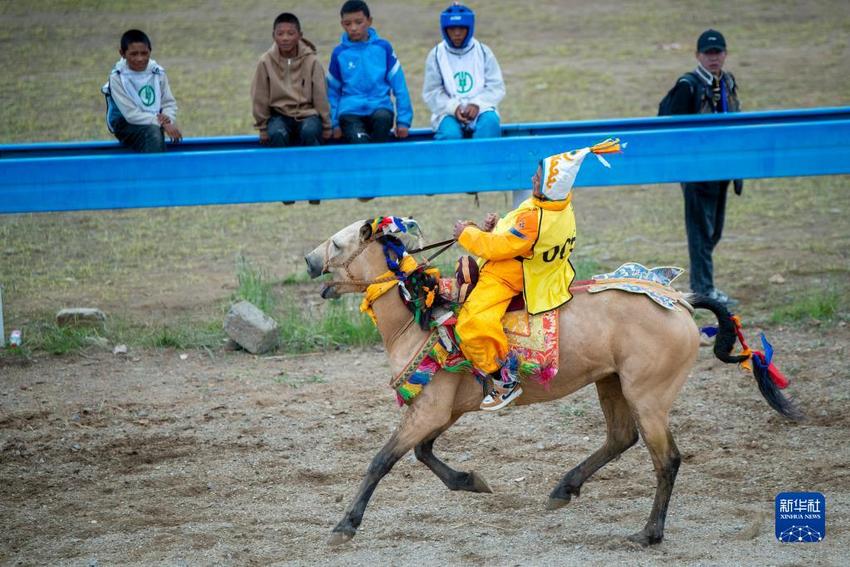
[454,140,620,410]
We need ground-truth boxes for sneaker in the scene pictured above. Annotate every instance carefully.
[480,382,523,411]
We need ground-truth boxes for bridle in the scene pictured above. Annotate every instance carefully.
[321,235,456,290]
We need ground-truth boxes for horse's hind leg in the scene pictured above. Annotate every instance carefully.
[626,410,681,546]
[414,415,492,493]
[547,375,638,510]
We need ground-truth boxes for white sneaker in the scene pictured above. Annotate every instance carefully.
[480,382,523,411]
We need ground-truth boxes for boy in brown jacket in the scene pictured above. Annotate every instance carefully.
[251,12,332,147]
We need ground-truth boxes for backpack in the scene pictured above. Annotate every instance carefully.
[657,72,703,116]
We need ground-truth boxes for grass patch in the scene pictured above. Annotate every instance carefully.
[141,321,224,350]
[770,289,842,324]
[234,254,276,314]
[277,294,380,353]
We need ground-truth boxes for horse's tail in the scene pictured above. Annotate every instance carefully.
[689,294,803,421]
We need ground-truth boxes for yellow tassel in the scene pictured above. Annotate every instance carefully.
[590,138,621,154]
[424,287,435,308]
[360,255,422,323]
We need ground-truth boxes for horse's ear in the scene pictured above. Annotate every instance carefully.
[359,223,373,242]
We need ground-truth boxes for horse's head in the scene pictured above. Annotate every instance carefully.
[305,216,423,299]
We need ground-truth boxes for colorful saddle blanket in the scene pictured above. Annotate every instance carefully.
[390,308,559,405]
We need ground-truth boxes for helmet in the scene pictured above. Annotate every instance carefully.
[440,3,475,49]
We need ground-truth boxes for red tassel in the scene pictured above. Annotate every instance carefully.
[768,363,789,389]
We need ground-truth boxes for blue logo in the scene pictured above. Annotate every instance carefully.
[775,492,825,542]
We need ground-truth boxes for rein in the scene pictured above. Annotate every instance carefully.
[322,236,455,290]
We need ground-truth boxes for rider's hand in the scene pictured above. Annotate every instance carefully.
[453,220,473,239]
[332,127,343,139]
[259,130,270,145]
[482,212,498,232]
[395,126,409,139]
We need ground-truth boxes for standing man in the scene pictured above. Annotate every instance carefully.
[665,29,741,306]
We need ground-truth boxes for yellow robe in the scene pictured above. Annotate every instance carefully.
[456,196,575,374]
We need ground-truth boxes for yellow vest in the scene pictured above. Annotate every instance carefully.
[498,197,576,315]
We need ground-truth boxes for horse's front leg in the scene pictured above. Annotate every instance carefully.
[414,416,492,493]
[328,432,407,545]
[329,374,459,545]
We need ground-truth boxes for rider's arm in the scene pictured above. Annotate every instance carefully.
[458,209,538,261]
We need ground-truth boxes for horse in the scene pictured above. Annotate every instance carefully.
[304,217,800,547]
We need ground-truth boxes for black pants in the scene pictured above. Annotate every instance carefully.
[681,181,729,294]
[113,118,165,153]
[339,108,394,144]
[267,112,323,147]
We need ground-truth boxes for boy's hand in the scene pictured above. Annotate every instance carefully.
[156,113,171,126]
[482,212,498,232]
[163,123,183,143]
[395,126,409,139]
[322,128,332,141]
[463,104,480,121]
[333,127,342,139]
[259,131,270,145]
[454,105,469,123]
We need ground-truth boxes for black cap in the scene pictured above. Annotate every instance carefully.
[697,29,726,53]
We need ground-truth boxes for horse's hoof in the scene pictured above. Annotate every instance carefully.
[626,529,662,547]
[469,471,493,493]
[327,529,355,547]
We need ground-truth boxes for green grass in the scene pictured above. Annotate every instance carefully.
[770,289,843,324]
[234,254,276,315]
[277,293,380,353]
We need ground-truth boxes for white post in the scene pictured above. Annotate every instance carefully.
[0,285,5,347]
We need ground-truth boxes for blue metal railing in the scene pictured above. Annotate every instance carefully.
[1,106,848,214]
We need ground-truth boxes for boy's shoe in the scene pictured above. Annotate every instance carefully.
[309,200,321,205]
[480,382,523,411]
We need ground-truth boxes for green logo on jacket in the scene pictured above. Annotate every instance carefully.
[138,85,156,107]
[454,71,474,94]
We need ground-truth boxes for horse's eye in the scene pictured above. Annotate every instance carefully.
[331,239,341,251]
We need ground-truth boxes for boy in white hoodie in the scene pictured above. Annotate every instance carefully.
[423,4,525,203]
[422,4,504,141]
[103,29,182,152]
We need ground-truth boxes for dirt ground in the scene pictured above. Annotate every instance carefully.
[1,322,848,566]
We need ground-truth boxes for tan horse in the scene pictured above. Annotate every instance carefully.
[305,218,800,547]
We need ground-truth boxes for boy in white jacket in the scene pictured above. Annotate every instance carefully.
[422,4,504,141]
[103,29,182,152]
[423,4,527,204]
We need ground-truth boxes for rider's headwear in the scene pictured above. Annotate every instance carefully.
[537,138,624,202]
[440,3,475,49]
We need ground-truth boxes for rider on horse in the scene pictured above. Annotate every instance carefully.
[453,140,620,410]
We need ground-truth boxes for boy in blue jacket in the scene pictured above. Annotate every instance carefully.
[327,0,413,144]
